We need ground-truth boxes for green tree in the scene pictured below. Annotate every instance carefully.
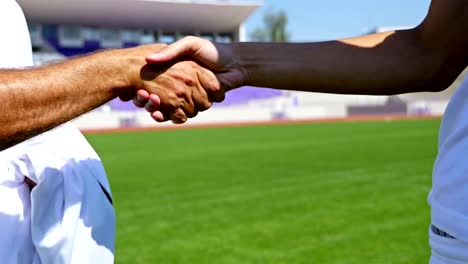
[250,9,290,42]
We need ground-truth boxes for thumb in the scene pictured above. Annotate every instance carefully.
[146,36,204,63]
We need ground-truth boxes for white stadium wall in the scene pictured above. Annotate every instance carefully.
[72,105,348,130]
[72,92,452,131]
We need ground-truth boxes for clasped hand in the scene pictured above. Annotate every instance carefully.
[124,37,246,124]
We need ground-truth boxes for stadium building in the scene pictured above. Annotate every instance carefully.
[18,0,260,62]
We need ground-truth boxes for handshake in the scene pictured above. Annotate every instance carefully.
[119,36,246,124]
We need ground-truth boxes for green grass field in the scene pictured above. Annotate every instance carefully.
[85,118,440,264]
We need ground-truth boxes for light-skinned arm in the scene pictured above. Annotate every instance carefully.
[0,44,222,150]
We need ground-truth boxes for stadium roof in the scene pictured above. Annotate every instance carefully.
[18,0,261,32]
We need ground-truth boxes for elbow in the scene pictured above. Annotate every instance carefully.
[411,29,465,93]
[420,49,464,92]
[419,63,463,93]
[421,77,454,93]
[408,49,463,93]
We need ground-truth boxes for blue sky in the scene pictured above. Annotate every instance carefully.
[244,0,431,42]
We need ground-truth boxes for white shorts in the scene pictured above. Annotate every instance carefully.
[430,228,468,264]
[0,123,115,264]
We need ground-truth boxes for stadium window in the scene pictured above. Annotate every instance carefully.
[177,32,193,40]
[28,23,43,48]
[82,27,100,41]
[101,29,120,42]
[159,33,176,44]
[100,28,122,48]
[121,29,143,43]
[28,24,40,35]
[216,33,233,43]
[141,30,155,44]
[63,26,81,39]
[42,25,57,39]
[200,33,214,42]
[58,25,84,47]
[152,31,160,43]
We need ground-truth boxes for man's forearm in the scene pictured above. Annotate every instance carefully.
[234,29,455,95]
[0,49,130,150]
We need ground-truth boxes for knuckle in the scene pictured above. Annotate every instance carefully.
[179,60,199,72]
[187,109,198,118]
[169,100,180,110]
[184,102,197,118]
[173,85,187,97]
[160,97,178,110]
[184,60,198,67]
[212,82,222,93]
[171,111,187,124]
[201,100,211,111]
[203,101,213,110]
[213,91,225,103]
[185,36,196,42]
[183,76,196,87]
[206,80,222,94]
[196,96,212,111]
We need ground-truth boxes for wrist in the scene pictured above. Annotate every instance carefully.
[232,42,296,89]
[102,43,169,96]
[91,49,137,96]
[218,42,250,90]
[232,42,261,88]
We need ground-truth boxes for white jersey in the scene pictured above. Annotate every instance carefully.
[0,2,36,262]
[4,124,115,264]
[0,1,115,263]
[429,76,468,242]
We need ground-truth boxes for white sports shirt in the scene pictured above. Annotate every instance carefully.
[0,1,115,263]
[429,75,468,242]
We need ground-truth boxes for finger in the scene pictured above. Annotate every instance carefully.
[180,98,199,119]
[145,36,204,63]
[198,67,225,103]
[151,111,166,122]
[190,73,212,112]
[119,92,134,102]
[175,83,198,119]
[192,83,212,112]
[132,90,150,108]
[169,108,188,124]
[144,94,162,112]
